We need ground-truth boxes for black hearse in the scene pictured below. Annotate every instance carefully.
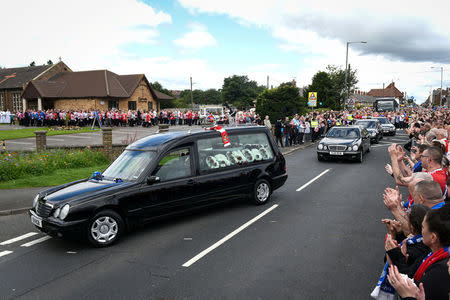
[30,126,287,246]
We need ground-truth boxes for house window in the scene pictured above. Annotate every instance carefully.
[108,100,119,110]
[12,93,22,112]
[148,102,153,111]
[128,101,136,111]
[0,92,4,111]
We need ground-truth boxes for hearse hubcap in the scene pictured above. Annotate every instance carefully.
[257,183,270,202]
[91,216,118,243]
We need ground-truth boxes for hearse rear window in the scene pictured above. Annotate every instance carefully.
[197,132,274,172]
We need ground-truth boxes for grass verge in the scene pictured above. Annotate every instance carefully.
[0,127,100,140]
[0,163,110,189]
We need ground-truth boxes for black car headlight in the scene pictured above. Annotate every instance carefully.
[53,204,70,220]
[318,144,324,150]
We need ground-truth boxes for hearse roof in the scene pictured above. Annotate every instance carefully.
[126,126,268,151]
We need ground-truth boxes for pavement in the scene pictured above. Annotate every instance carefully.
[0,126,316,216]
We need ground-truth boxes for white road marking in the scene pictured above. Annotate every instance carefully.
[3,141,33,145]
[0,232,38,245]
[182,204,279,267]
[183,238,193,241]
[0,251,13,258]
[69,135,95,139]
[46,138,65,142]
[389,138,408,142]
[20,236,51,247]
[372,144,391,148]
[296,169,330,192]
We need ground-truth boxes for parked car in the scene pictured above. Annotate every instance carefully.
[30,126,287,247]
[317,126,371,162]
[354,119,383,143]
[371,117,396,136]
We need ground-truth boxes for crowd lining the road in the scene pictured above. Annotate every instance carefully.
[363,107,450,300]
[5,109,267,127]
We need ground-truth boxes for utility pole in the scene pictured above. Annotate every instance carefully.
[267,75,269,89]
[431,66,444,106]
[344,41,367,108]
[190,76,194,108]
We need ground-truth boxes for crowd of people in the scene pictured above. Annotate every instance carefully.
[365,107,450,300]
[10,109,267,128]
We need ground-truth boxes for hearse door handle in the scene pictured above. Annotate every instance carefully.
[187,179,196,185]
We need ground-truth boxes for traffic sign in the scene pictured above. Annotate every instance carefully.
[308,92,317,107]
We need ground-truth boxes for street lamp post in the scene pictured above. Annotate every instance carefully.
[344,41,367,108]
[431,66,443,106]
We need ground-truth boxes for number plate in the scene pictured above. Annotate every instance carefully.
[31,214,42,228]
[330,151,344,155]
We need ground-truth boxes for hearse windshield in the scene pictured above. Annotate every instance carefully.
[102,150,155,182]
[326,128,360,139]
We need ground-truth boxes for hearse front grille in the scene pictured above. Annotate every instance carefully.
[328,145,347,151]
[36,201,52,217]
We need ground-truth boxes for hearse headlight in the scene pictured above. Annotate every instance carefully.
[53,207,61,218]
[33,195,39,209]
[318,144,324,150]
[59,204,70,220]
[323,145,328,150]
[370,132,376,137]
[352,145,359,151]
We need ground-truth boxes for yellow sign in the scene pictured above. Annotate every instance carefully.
[308,92,317,107]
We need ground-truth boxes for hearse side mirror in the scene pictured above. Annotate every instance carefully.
[147,176,160,185]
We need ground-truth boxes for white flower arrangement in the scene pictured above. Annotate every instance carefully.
[206,156,220,169]
[214,154,232,167]
[241,149,255,162]
[251,149,263,161]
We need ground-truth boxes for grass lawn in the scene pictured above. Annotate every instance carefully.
[0,163,110,189]
[0,127,100,140]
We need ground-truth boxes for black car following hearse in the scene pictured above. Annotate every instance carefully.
[317,125,371,162]
[30,126,287,246]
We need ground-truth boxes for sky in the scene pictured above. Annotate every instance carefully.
[1,0,449,103]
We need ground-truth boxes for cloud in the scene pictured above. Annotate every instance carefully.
[178,0,450,102]
[0,0,171,69]
[173,22,217,50]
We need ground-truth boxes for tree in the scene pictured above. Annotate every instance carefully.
[303,65,358,110]
[222,75,264,109]
[150,81,174,97]
[47,60,53,65]
[256,82,306,122]
[29,61,36,67]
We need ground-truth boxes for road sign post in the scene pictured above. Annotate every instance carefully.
[308,92,317,111]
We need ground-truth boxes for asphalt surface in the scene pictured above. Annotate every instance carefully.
[2,124,206,151]
[0,131,411,299]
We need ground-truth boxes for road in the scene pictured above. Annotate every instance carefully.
[3,125,204,151]
[0,132,410,299]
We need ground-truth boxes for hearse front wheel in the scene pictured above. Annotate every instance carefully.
[87,210,124,247]
[252,179,271,205]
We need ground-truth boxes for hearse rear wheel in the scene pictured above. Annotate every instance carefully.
[87,210,124,247]
[252,179,271,205]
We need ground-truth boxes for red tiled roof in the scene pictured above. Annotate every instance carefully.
[22,70,174,100]
[367,82,403,98]
[0,65,51,89]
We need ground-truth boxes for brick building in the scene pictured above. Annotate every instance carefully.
[22,69,173,112]
[367,82,404,102]
[0,62,71,112]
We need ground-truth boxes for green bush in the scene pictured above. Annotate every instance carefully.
[0,149,110,181]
